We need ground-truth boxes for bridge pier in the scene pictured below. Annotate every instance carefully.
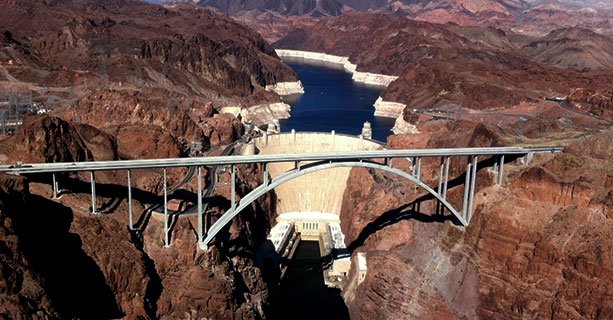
[52,173,59,198]
[263,163,269,186]
[90,171,97,214]
[127,170,133,230]
[163,168,169,247]
[462,159,472,220]
[437,157,447,215]
[231,165,236,211]
[525,152,534,165]
[497,155,505,185]
[467,156,478,223]
[197,166,203,243]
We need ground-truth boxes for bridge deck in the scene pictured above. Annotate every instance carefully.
[0,146,563,174]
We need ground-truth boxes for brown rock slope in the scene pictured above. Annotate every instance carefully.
[0,0,296,105]
[185,0,613,42]
[0,114,118,163]
[521,27,613,71]
[0,114,279,318]
[1,0,296,159]
[340,127,612,319]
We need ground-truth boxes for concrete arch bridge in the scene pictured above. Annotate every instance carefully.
[0,132,563,250]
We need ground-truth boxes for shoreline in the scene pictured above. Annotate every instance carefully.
[266,81,305,96]
[276,50,407,122]
[275,49,398,87]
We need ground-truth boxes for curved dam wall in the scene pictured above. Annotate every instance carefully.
[252,132,382,216]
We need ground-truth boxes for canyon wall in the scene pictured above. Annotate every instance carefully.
[0,113,278,318]
[339,126,612,320]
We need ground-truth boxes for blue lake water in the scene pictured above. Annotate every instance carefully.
[280,61,395,143]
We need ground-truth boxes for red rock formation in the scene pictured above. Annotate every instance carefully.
[0,115,117,163]
[182,0,613,42]
[340,126,613,319]
[567,89,613,120]
[0,0,297,104]
[0,113,277,318]
[521,28,613,71]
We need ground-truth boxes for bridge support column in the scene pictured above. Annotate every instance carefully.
[525,152,534,165]
[462,159,472,221]
[467,156,478,223]
[52,173,59,198]
[441,156,450,215]
[497,155,505,185]
[163,168,169,247]
[90,171,97,214]
[128,170,133,230]
[387,158,393,169]
[197,166,203,243]
[415,157,422,211]
[437,157,444,214]
[263,163,269,186]
[231,165,236,211]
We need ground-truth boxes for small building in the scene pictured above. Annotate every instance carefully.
[356,252,368,286]
[266,222,300,278]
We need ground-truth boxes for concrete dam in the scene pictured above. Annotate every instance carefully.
[250,131,381,286]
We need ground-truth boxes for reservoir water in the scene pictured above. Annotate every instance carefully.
[280,61,395,143]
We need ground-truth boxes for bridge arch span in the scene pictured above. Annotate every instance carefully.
[201,161,467,247]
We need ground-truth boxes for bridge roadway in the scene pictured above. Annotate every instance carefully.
[0,146,563,249]
[1,146,562,174]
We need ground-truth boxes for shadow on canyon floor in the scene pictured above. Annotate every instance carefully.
[12,193,123,319]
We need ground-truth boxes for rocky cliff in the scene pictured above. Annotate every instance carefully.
[0,113,278,318]
[339,125,612,319]
[0,174,57,319]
